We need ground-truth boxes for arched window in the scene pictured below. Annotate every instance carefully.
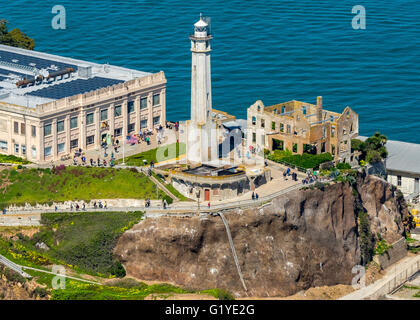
[252,116,256,125]
[230,136,235,151]
[281,106,286,113]
[303,106,307,115]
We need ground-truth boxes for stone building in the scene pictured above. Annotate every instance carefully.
[0,44,166,163]
[247,96,359,163]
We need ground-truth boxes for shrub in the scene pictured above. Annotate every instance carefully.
[336,162,351,170]
[31,286,48,298]
[268,151,332,169]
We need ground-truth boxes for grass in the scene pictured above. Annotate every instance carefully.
[0,154,31,164]
[118,142,186,166]
[0,166,165,207]
[267,149,333,170]
[151,171,190,201]
[50,281,190,300]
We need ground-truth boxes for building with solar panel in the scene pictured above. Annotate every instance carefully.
[0,44,166,163]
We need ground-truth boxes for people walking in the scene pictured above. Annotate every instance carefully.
[252,192,255,200]
[208,202,211,209]
[255,193,259,200]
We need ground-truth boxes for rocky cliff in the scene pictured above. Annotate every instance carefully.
[114,174,414,298]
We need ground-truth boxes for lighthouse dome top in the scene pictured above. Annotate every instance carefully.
[194,18,208,28]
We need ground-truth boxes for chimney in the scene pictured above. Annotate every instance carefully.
[316,96,323,121]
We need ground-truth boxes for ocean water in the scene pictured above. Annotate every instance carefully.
[1,1,419,142]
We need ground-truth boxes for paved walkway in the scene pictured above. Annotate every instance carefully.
[340,254,420,300]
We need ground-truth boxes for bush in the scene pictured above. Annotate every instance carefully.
[268,151,333,169]
[336,162,351,170]
[31,286,48,298]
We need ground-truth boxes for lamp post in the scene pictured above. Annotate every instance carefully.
[195,188,200,216]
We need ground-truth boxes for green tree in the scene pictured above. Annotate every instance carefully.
[0,20,35,50]
[353,132,388,164]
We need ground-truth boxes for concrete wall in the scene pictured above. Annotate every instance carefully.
[373,237,408,270]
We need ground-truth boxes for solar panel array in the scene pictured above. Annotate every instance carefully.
[0,67,32,79]
[29,77,124,100]
[0,49,78,72]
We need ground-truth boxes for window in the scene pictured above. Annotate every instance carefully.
[303,106,307,115]
[252,132,256,143]
[31,125,36,137]
[331,144,335,155]
[114,128,122,137]
[140,119,148,129]
[21,123,25,135]
[280,123,284,132]
[86,113,94,125]
[57,120,64,133]
[14,122,19,134]
[140,97,147,109]
[153,94,160,106]
[252,117,256,125]
[44,124,52,136]
[293,143,298,153]
[331,126,335,138]
[44,146,52,157]
[281,106,286,113]
[271,122,276,130]
[153,116,160,125]
[128,123,135,133]
[127,101,135,113]
[101,109,108,121]
[57,142,65,153]
[31,146,36,158]
[397,175,401,187]
[114,105,122,117]
[261,119,265,128]
[287,124,291,134]
[70,117,78,129]
[70,139,78,149]
[261,135,265,145]
[322,126,326,138]
[21,145,26,155]
[86,135,94,145]
[0,140,7,151]
[14,144,19,154]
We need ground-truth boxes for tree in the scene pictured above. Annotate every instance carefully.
[0,20,35,50]
[354,132,388,164]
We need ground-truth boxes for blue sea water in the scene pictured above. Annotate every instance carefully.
[1,1,419,142]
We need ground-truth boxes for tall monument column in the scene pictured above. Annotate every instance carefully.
[186,15,217,164]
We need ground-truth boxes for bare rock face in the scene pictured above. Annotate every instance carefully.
[357,174,410,243]
[114,174,412,298]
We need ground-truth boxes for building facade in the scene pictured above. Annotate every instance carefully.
[0,45,166,163]
[247,96,359,163]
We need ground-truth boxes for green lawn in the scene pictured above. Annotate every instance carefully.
[0,166,165,207]
[118,142,186,166]
[267,149,333,170]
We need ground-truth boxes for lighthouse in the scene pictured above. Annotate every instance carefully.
[186,15,218,164]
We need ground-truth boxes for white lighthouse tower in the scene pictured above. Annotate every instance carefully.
[186,15,218,164]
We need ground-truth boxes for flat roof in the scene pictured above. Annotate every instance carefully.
[359,136,420,175]
[0,44,151,108]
